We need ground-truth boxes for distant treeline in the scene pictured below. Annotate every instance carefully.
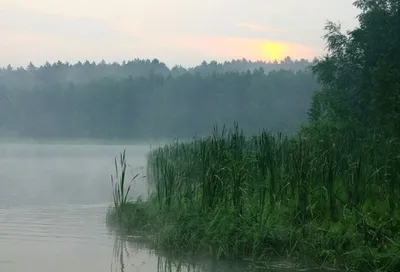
[0,57,312,89]
[0,57,318,140]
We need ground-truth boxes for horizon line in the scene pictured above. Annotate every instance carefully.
[1,55,319,71]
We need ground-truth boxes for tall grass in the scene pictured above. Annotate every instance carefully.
[111,150,140,209]
[111,125,400,271]
[107,149,145,229]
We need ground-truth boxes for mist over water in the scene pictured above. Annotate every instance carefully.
[0,143,149,207]
[0,143,154,272]
[0,143,320,272]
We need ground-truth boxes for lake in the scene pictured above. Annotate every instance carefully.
[0,143,322,272]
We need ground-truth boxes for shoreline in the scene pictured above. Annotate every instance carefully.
[106,201,328,271]
[106,129,400,272]
[106,199,343,271]
[108,224,314,272]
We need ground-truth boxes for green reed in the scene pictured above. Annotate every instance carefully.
[111,125,400,271]
[111,150,138,209]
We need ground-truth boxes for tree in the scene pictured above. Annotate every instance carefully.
[309,0,400,137]
[27,62,36,72]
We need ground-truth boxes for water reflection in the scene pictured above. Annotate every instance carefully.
[112,235,128,272]
[110,230,154,272]
[110,233,201,272]
[109,230,318,272]
[109,229,335,272]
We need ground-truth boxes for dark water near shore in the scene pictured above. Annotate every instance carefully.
[0,143,324,272]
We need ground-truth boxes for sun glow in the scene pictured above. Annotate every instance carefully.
[261,42,285,61]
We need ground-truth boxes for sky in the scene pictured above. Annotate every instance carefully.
[0,0,360,68]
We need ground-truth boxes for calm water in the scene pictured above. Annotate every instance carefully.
[0,143,319,272]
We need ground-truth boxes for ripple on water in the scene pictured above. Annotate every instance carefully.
[0,204,111,245]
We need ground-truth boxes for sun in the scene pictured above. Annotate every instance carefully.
[261,42,283,61]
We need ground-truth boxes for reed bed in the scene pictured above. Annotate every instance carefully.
[109,125,400,271]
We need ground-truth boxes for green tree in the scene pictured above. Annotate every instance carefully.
[309,0,400,137]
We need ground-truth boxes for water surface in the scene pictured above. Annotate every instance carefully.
[0,143,321,272]
[0,143,151,272]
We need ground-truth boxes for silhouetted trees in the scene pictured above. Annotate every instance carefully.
[0,57,312,89]
[0,58,318,140]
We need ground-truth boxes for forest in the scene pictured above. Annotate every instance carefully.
[0,57,317,140]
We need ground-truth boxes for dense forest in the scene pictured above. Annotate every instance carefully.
[0,57,311,88]
[0,57,318,140]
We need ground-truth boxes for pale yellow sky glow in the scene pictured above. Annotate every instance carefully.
[0,0,359,68]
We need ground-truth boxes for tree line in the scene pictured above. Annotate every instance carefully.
[0,60,318,140]
[0,57,311,90]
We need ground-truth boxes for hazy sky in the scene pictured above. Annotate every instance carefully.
[0,0,359,68]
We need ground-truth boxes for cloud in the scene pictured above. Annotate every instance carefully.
[0,7,319,68]
[236,22,285,34]
[163,34,317,62]
[0,8,136,44]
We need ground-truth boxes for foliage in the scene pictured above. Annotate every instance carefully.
[0,57,311,89]
[309,0,400,138]
[110,125,400,271]
[107,150,145,229]
[111,150,139,209]
[0,65,317,139]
